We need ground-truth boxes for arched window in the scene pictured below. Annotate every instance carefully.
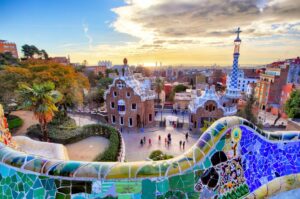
[118,99,126,113]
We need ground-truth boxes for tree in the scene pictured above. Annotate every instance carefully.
[149,150,173,161]
[1,60,90,114]
[0,52,19,66]
[285,90,300,118]
[39,49,49,60]
[18,82,62,141]
[21,44,40,59]
[154,77,164,105]
[237,89,260,126]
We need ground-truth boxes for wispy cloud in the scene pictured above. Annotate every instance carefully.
[82,22,93,49]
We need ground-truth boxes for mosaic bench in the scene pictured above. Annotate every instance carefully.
[1,111,300,198]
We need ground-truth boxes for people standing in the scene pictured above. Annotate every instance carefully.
[164,137,167,146]
[167,140,170,148]
[158,135,161,142]
[183,141,185,150]
[185,132,189,141]
[143,136,146,143]
[149,138,152,145]
[179,140,182,149]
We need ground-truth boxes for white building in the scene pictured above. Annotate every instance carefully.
[98,60,112,68]
[227,69,258,92]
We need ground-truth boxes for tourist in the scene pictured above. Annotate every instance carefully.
[140,139,144,146]
[183,141,185,150]
[143,136,146,143]
[149,138,152,145]
[158,135,161,142]
[167,140,170,148]
[185,132,189,141]
[179,140,182,148]
[164,137,167,146]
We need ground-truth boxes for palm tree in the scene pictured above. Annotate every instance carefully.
[18,82,62,141]
[154,77,164,123]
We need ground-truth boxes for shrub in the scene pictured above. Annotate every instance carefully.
[149,150,173,161]
[7,115,23,130]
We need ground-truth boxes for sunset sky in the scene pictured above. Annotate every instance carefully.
[1,0,300,66]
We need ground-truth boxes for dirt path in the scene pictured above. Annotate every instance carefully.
[65,136,109,161]
[10,111,38,135]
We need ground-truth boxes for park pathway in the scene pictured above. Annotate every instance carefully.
[11,111,38,135]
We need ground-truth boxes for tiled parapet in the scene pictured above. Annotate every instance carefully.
[0,108,300,198]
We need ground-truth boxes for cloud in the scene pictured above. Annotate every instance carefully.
[111,0,300,49]
[82,23,93,49]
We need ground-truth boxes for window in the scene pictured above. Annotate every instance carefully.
[118,100,126,112]
[149,114,152,122]
[113,91,117,97]
[120,117,124,125]
[112,115,116,124]
[117,81,126,89]
[127,92,130,97]
[111,102,115,109]
[129,118,133,127]
[132,103,137,110]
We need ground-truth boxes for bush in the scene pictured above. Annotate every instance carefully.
[149,150,173,161]
[7,115,23,130]
[27,122,121,162]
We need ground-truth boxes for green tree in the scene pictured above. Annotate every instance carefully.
[285,90,300,118]
[149,150,173,161]
[21,44,40,59]
[238,89,260,126]
[154,77,164,104]
[0,52,19,66]
[18,82,62,141]
[98,77,113,89]
[39,49,49,60]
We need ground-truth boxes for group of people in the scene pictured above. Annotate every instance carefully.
[139,132,190,150]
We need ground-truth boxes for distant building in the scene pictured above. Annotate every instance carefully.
[98,60,112,68]
[227,69,259,92]
[50,56,70,65]
[105,58,156,129]
[286,57,300,84]
[84,66,107,76]
[255,63,289,111]
[173,91,192,110]
[0,40,18,58]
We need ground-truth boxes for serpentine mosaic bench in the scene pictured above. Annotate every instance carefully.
[1,105,300,198]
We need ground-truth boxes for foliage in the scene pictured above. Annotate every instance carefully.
[27,122,121,162]
[238,89,260,127]
[85,88,105,109]
[21,44,40,59]
[105,69,115,77]
[98,77,113,89]
[285,90,300,118]
[0,52,19,66]
[7,115,23,130]
[154,77,164,103]
[18,82,63,140]
[167,84,188,102]
[149,150,173,161]
[0,60,90,110]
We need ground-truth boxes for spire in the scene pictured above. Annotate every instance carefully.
[226,27,242,99]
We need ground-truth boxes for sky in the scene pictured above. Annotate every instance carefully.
[1,0,300,66]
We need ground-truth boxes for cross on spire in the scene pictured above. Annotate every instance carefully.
[235,27,242,40]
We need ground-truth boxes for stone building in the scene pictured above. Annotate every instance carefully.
[105,58,156,129]
[189,28,242,134]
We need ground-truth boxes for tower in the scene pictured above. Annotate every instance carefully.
[226,27,242,99]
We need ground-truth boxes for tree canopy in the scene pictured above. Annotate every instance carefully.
[285,90,300,119]
[0,52,19,66]
[21,44,49,60]
[0,60,90,111]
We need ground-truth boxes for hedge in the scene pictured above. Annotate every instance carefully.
[7,115,23,130]
[27,123,121,162]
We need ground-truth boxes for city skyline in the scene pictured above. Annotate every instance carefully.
[1,0,300,66]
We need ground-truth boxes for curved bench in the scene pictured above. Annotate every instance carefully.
[0,116,300,198]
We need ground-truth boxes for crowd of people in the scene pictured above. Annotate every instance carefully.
[140,132,189,150]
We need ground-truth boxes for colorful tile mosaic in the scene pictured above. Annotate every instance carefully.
[1,103,300,199]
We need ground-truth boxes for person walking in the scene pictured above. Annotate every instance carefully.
[149,138,152,145]
[185,132,189,141]
[140,139,144,146]
[183,141,186,150]
[158,135,161,142]
[164,137,167,146]
[143,136,146,143]
[179,140,182,149]
[167,140,170,148]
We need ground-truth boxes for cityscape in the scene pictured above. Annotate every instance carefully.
[0,0,300,199]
